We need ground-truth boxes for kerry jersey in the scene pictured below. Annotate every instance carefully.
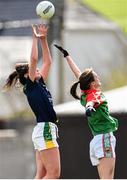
[23,77,57,123]
[80,89,118,136]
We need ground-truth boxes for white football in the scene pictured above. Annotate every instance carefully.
[36,1,55,19]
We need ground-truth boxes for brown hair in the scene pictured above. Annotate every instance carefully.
[70,68,94,100]
[3,63,29,90]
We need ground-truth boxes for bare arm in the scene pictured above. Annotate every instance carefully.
[38,25,52,81]
[28,25,38,82]
[40,38,52,81]
[65,55,81,79]
[54,44,82,79]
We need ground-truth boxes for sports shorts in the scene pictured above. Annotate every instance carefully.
[32,122,59,151]
[90,132,116,166]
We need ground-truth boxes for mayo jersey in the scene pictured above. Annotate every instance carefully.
[81,89,118,136]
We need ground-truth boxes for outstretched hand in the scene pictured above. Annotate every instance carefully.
[54,44,69,57]
[32,24,48,38]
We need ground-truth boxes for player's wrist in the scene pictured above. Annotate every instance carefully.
[63,50,69,57]
[33,35,38,40]
[54,44,69,58]
[40,36,47,40]
[86,105,96,116]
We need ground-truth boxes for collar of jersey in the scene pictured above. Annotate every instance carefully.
[81,89,99,94]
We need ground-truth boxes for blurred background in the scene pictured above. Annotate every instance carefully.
[0,0,127,178]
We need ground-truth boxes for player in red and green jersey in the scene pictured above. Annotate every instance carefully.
[81,89,118,136]
[54,44,118,179]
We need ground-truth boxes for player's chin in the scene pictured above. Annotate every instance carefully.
[97,82,101,88]
[99,82,101,87]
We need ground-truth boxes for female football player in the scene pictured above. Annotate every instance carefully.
[4,25,60,179]
[54,44,118,179]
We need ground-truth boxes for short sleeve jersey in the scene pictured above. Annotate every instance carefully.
[23,77,57,123]
[80,89,118,136]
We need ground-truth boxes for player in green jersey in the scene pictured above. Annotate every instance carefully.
[54,44,118,179]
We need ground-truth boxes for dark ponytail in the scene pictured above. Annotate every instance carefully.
[70,81,80,100]
[3,71,19,90]
[3,62,29,91]
[70,68,95,100]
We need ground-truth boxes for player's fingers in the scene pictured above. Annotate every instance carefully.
[45,24,49,30]
[54,44,60,48]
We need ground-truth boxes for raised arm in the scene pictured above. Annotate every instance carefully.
[54,44,81,79]
[28,25,38,82]
[37,25,52,81]
[65,56,81,79]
